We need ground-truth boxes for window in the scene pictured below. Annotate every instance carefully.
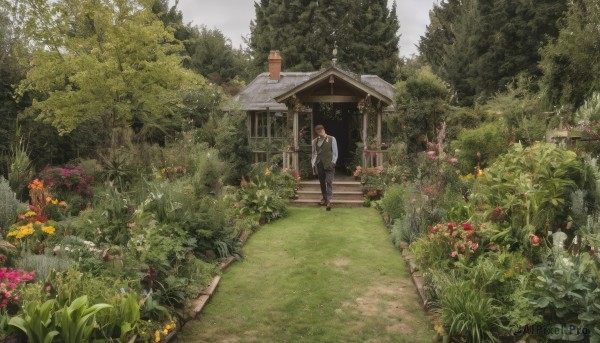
[250,111,288,138]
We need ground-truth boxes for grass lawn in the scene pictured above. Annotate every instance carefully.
[176,207,435,343]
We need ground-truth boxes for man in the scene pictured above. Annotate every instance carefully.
[311,124,338,211]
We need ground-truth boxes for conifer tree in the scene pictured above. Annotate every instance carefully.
[249,0,400,82]
[419,0,567,105]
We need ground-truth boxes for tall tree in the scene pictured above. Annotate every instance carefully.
[16,0,210,138]
[186,26,253,87]
[419,0,568,105]
[540,0,600,109]
[249,0,401,82]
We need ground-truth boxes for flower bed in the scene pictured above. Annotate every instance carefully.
[377,143,600,342]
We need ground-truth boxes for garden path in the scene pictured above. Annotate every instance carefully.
[176,207,435,343]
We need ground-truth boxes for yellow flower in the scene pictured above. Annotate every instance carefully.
[8,223,35,239]
[476,168,484,178]
[155,330,161,342]
[163,329,168,335]
[265,168,271,176]
[24,211,37,217]
[165,324,172,330]
[51,199,58,205]
[42,226,56,235]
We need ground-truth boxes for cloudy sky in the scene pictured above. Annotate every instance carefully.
[177,0,437,57]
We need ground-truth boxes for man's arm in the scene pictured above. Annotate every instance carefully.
[331,136,338,165]
[311,138,317,167]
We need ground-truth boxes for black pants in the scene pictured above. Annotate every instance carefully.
[316,161,335,202]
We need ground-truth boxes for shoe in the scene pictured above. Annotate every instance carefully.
[326,202,332,211]
[318,198,326,206]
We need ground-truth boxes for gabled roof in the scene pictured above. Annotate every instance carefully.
[274,66,394,105]
[226,66,395,112]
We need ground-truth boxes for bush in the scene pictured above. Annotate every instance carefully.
[0,176,24,229]
[15,253,73,280]
[451,122,510,175]
[437,280,506,342]
[381,184,405,221]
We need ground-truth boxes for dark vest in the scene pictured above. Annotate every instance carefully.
[316,136,333,169]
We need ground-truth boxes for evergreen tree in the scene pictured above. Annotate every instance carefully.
[419,0,567,105]
[249,0,400,82]
[540,0,600,109]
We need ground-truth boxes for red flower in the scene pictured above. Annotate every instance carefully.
[462,223,473,231]
[427,226,433,233]
[529,234,540,246]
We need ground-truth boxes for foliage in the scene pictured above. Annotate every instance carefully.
[0,268,35,310]
[214,111,252,184]
[249,0,400,82]
[389,66,451,152]
[54,295,112,343]
[473,143,585,250]
[186,26,253,87]
[239,186,288,224]
[451,121,510,174]
[410,222,481,270]
[540,0,600,109]
[420,0,568,105]
[380,184,405,221]
[96,293,139,342]
[0,176,24,230]
[15,254,72,281]
[8,299,59,343]
[38,165,94,199]
[526,253,600,341]
[16,0,211,136]
[8,139,33,200]
[437,279,506,342]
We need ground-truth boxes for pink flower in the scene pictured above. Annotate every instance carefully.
[450,251,458,258]
[449,158,458,165]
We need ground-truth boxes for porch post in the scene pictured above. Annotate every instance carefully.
[293,110,299,170]
[376,109,382,166]
[362,110,368,166]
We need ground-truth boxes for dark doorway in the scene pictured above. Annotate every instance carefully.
[312,103,361,174]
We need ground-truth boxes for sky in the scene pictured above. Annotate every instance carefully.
[177,0,437,58]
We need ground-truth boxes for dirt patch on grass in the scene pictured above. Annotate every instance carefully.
[330,257,352,267]
[340,280,421,335]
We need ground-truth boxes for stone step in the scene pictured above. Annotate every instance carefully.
[289,199,365,207]
[299,182,363,193]
[296,190,364,201]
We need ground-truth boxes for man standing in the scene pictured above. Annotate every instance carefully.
[311,124,338,211]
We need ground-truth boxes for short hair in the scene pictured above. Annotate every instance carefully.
[314,124,325,131]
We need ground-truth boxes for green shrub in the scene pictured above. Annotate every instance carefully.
[0,176,24,229]
[381,184,405,221]
[526,253,600,340]
[15,253,73,280]
[239,186,287,224]
[192,146,226,196]
[438,280,506,343]
[451,122,509,174]
[8,140,34,200]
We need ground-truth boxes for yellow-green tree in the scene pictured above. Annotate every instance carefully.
[17,0,210,136]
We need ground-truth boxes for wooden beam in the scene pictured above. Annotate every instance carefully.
[377,110,382,166]
[303,95,361,103]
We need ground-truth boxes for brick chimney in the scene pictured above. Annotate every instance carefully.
[268,50,282,82]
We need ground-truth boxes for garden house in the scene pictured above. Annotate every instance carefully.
[226,50,396,176]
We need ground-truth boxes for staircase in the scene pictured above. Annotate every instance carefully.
[290,179,365,207]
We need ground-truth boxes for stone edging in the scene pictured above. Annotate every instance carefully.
[165,228,252,342]
[400,250,430,310]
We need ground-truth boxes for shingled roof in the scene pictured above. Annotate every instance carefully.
[226,66,396,112]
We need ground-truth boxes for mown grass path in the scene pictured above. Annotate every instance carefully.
[177,207,435,343]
